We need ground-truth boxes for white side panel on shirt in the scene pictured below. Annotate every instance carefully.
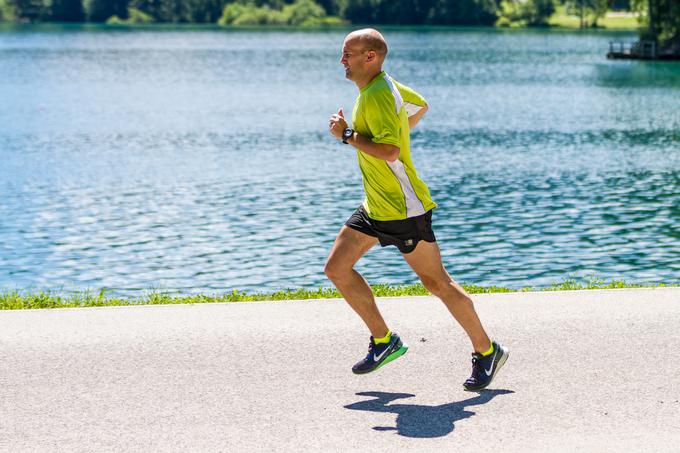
[386,159,426,218]
[382,73,426,218]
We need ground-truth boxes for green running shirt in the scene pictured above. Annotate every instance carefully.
[351,71,437,221]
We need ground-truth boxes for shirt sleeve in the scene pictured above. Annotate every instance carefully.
[394,80,427,118]
[364,90,401,148]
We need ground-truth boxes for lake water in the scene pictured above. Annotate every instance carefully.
[1,26,679,296]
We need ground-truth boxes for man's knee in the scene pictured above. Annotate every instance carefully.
[324,259,351,283]
[420,274,466,301]
[420,274,446,295]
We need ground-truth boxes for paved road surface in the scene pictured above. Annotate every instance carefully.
[1,288,679,452]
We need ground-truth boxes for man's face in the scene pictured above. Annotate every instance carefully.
[340,39,367,81]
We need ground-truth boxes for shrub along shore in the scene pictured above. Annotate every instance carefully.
[0,0,642,31]
[0,281,675,310]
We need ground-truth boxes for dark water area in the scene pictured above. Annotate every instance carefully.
[1,26,678,295]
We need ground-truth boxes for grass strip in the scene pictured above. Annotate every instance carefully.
[0,280,675,310]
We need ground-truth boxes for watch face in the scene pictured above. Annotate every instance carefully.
[343,128,352,138]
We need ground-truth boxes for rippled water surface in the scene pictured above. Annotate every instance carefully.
[1,26,679,295]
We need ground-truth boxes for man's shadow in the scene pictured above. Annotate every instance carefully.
[344,389,514,438]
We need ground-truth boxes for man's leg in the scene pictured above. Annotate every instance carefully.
[324,226,389,338]
[401,240,491,353]
[403,240,508,390]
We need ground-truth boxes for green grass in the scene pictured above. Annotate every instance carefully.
[549,7,641,30]
[0,279,675,310]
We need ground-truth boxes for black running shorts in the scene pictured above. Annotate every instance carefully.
[345,205,436,254]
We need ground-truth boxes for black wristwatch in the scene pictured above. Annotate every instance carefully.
[342,128,354,144]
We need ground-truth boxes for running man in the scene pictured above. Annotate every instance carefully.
[326,29,508,391]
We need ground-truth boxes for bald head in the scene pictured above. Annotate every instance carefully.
[340,28,388,87]
[345,28,388,60]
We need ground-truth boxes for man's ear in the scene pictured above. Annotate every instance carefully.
[366,50,376,62]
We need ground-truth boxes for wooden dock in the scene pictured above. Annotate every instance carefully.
[608,40,680,60]
[607,40,657,59]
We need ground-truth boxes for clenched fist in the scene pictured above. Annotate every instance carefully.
[329,108,348,141]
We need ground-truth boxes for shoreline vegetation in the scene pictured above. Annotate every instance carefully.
[0,21,643,32]
[0,0,644,31]
[1,281,676,310]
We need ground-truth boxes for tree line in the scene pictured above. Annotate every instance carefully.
[1,0,676,53]
[0,0,636,26]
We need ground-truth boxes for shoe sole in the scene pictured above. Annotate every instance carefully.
[352,343,409,375]
[374,344,408,372]
[463,347,509,392]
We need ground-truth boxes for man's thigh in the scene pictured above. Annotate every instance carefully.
[401,239,448,281]
[326,226,378,270]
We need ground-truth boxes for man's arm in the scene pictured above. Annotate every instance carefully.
[396,79,428,129]
[329,108,400,162]
[346,132,400,162]
[408,104,428,129]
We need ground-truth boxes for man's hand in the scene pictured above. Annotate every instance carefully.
[329,108,348,141]
[328,107,399,161]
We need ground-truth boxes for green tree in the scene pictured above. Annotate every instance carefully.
[188,0,229,22]
[379,0,436,24]
[0,0,17,21]
[219,0,332,25]
[426,0,498,25]
[8,0,45,21]
[106,6,153,22]
[283,0,325,24]
[50,0,85,21]
[565,0,610,27]
[609,0,630,9]
[129,0,216,22]
[316,0,344,15]
[343,0,374,23]
[633,0,680,50]
[343,0,498,25]
[589,0,609,26]
[165,0,192,22]
[498,0,555,26]
[218,1,286,25]
[128,0,162,20]
[86,0,128,22]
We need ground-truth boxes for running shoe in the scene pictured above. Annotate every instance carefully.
[352,332,408,375]
[463,340,509,391]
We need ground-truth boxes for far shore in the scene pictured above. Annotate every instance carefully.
[0,20,640,32]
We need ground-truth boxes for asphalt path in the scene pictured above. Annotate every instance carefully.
[1,288,679,452]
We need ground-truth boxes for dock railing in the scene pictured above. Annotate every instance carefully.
[608,40,657,59]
